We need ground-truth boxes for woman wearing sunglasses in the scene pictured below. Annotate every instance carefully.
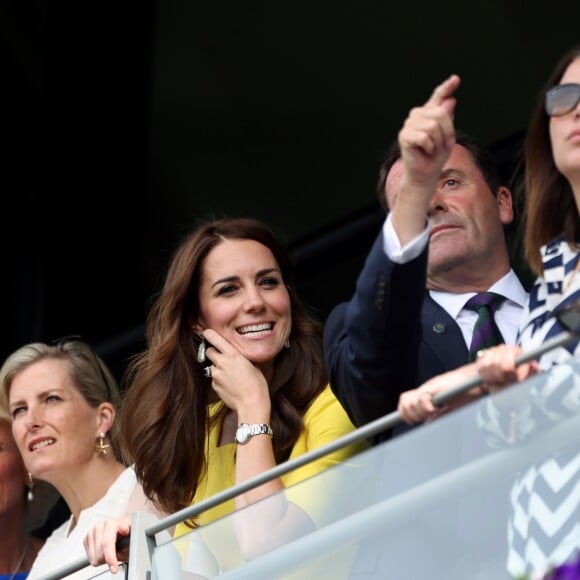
[0,340,162,579]
[473,44,580,578]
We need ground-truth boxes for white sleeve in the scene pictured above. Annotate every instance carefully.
[382,213,429,264]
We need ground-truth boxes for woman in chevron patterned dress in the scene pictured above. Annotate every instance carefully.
[474,45,580,578]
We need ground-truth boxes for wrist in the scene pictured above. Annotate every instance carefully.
[234,423,274,445]
[237,401,271,424]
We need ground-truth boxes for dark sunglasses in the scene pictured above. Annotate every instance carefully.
[545,83,580,117]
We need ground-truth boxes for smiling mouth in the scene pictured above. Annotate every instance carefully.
[237,322,274,336]
[30,438,56,451]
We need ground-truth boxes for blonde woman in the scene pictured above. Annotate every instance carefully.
[0,340,160,579]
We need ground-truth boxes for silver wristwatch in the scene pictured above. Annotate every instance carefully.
[234,423,274,445]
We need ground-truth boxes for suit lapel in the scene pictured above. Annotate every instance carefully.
[422,293,468,370]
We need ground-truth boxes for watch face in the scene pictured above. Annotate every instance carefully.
[235,423,252,445]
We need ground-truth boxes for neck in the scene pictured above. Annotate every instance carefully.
[47,458,126,524]
[571,179,580,217]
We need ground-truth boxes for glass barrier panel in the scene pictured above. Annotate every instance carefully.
[150,357,580,579]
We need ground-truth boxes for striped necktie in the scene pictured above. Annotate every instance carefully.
[464,292,506,362]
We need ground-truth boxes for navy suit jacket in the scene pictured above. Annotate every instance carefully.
[324,230,515,577]
[324,231,469,439]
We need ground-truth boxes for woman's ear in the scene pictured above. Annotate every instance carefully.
[192,321,205,336]
[96,402,115,435]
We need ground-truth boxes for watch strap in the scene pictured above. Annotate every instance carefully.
[235,422,274,445]
[247,423,273,438]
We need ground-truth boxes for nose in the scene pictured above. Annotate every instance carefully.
[24,405,42,431]
[427,189,448,217]
[244,287,266,312]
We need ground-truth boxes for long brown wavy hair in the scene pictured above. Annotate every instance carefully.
[121,217,328,516]
[522,45,580,275]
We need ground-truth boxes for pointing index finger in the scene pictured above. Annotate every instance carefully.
[425,74,461,107]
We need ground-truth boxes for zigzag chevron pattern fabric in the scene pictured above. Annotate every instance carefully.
[507,449,580,575]
[476,235,580,578]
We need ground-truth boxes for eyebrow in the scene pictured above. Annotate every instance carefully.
[210,267,281,289]
[9,388,63,409]
[440,168,467,180]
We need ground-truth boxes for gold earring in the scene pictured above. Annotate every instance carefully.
[27,472,34,502]
[96,431,110,456]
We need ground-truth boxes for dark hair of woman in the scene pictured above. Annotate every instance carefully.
[121,217,328,516]
[522,45,580,275]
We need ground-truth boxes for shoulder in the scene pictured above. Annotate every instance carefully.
[293,385,367,460]
[29,519,71,570]
[305,384,338,410]
[40,517,70,543]
[540,233,572,265]
[79,466,147,522]
[108,465,139,493]
[303,385,354,425]
[532,234,579,292]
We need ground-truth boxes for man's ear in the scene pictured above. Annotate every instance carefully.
[497,186,514,225]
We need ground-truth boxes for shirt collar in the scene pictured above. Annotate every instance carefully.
[430,270,529,320]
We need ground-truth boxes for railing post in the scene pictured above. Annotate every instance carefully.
[126,511,159,580]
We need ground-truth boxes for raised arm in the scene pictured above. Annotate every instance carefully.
[203,329,316,559]
[324,75,461,427]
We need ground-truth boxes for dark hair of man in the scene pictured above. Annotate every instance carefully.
[120,217,328,517]
[375,130,504,212]
[522,45,580,275]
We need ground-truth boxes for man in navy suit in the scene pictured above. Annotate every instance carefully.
[324,74,528,439]
[322,75,530,578]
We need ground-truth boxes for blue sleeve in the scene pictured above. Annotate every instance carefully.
[323,231,427,427]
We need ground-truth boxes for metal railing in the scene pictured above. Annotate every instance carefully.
[38,327,580,579]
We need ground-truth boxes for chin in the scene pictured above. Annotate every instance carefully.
[432,239,470,262]
[247,351,279,364]
[28,459,60,478]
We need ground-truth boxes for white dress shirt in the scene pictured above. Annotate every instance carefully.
[382,214,528,347]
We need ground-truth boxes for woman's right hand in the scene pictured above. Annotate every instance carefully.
[83,516,132,574]
[203,328,271,417]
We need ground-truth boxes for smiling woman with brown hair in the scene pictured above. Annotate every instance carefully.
[83,217,367,574]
